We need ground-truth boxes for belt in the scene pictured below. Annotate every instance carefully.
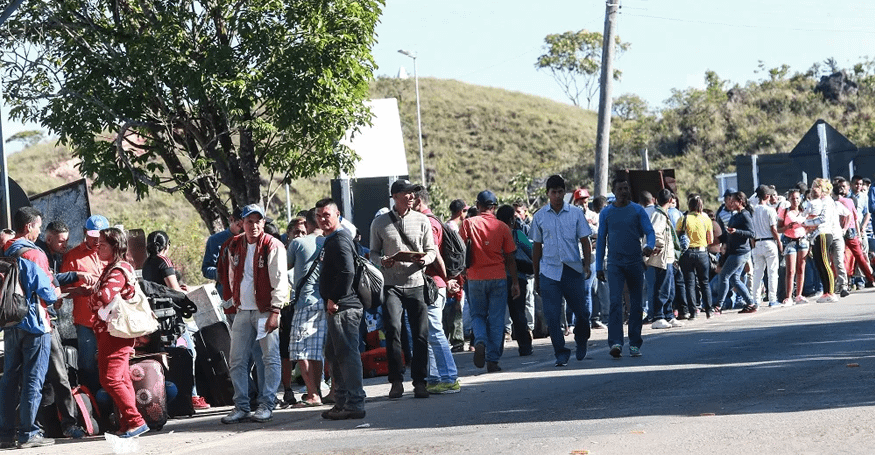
[755,238,775,242]
[688,246,707,251]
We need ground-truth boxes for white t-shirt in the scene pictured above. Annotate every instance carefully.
[240,242,258,310]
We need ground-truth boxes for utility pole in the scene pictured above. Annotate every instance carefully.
[593,0,620,197]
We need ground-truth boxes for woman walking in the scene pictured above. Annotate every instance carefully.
[713,191,758,315]
[91,227,149,438]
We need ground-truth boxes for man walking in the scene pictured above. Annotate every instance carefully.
[530,175,592,366]
[218,204,289,424]
[596,178,656,359]
[461,190,519,372]
[647,189,684,328]
[316,199,366,419]
[370,180,438,398]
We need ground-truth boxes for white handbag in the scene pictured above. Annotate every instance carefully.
[104,266,159,339]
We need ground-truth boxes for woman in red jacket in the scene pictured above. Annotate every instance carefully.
[91,227,149,438]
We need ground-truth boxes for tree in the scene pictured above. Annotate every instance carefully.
[1,0,383,233]
[535,30,630,109]
[5,129,44,148]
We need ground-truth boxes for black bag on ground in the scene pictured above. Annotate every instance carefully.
[164,346,195,418]
[193,322,235,407]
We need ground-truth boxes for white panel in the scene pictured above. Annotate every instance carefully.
[340,98,410,179]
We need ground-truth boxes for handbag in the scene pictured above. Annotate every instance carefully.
[105,266,159,339]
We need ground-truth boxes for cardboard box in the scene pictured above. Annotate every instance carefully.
[193,306,226,329]
[186,284,222,314]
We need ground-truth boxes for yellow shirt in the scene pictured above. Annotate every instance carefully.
[676,212,712,248]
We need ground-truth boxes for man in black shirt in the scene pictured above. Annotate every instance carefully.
[315,198,366,420]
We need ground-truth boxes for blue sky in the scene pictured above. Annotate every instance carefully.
[3,0,875,152]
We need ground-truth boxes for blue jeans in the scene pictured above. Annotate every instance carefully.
[0,329,51,443]
[714,252,755,308]
[427,288,458,384]
[468,278,508,363]
[75,324,100,394]
[584,260,598,322]
[540,266,591,359]
[325,308,365,412]
[607,261,645,349]
[649,264,675,320]
[229,310,281,411]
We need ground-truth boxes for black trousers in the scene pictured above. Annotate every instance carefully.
[506,276,532,354]
[383,285,429,386]
[45,330,77,430]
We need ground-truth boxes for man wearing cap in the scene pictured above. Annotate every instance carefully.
[370,179,438,399]
[461,190,519,372]
[530,176,592,366]
[218,204,289,424]
[60,214,110,394]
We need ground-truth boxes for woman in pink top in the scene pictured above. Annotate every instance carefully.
[777,189,809,305]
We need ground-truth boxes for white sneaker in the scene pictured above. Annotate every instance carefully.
[795,295,808,304]
[816,294,834,303]
[250,404,273,423]
[668,318,685,328]
[782,298,795,307]
[651,319,672,329]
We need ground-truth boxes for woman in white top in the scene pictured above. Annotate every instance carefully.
[803,178,849,303]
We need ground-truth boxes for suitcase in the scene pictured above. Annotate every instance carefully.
[361,347,391,378]
[129,357,168,431]
[164,346,195,417]
[193,322,235,407]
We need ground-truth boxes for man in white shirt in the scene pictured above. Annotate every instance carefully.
[750,186,783,308]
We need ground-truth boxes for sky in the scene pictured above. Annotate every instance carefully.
[3,0,875,153]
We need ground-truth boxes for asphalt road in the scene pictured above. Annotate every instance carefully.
[14,290,875,455]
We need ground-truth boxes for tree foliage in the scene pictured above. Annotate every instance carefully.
[535,30,630,109]
[5,129,45,147]
[1,0,383,233]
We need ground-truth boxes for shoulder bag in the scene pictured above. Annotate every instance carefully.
[105,266,160,339]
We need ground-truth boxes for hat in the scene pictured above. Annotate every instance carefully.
[476,190,498,207]
[723,187,737,198]
[240,204,266,220]
[85,215,109,237]
[390,179,423,195]
[573,188,591,201]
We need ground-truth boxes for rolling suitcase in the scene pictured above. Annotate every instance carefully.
[193,322,235,407]
[164,346,195,417]
[129,356,168,431]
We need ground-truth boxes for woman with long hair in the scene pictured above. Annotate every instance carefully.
[90,227,149,438]
[713,191,758,315]
[777,189,809,305]
[805,178,846,303]
[676,194,714,319]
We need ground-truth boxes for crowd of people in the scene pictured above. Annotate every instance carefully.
[2,171,872,448]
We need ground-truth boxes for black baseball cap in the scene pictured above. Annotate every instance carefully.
[391,179,423,195]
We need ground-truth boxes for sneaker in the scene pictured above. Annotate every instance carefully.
[840,288,851,298]
[221,408,251,424]
[62,425,86,439]
[629,346,642,357]
[795,295,808,304]
[486,361,502,373]
[768,301,783,308]
[591,320,607,329]
[323,407,366,420]
[19,434,55,448]
[119,423,149,439]
[739,305,758,313]
[413,383,430,398]
[782,298,794,307]
[610,344,622,359]
[192,395,211,410]
[668,318,685,328]
[427,380,461,394]
[251,404,273,423]
[473,342,486,369]
[389,381,404,399]
[816,293,837,303]
[651,319,672,329]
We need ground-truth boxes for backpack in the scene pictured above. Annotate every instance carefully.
[0,247,35,328]
[426,214,466,278]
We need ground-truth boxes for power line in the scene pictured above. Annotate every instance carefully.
[624,12,875,34]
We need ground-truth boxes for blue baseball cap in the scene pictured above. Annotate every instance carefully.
[476,190,498,207]
[85,215,109,237]
[240,204,266,220]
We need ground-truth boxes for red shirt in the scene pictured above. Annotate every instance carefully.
[61,241,107,327]
[422,209,446,288]
[90,262,136,335]
[460,213,515,281]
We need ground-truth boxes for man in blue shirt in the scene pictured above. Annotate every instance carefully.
[530,175,593,366]
[596,178,656,359]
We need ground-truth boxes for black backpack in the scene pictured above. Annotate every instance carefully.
[426,215,466,279]
[0,247,34,328]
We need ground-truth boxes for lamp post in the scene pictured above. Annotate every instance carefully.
[398,49,426,186]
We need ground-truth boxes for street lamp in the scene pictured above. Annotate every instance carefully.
[398,49,426,186]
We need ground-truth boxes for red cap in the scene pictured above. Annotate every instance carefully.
[573,188,590,201]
